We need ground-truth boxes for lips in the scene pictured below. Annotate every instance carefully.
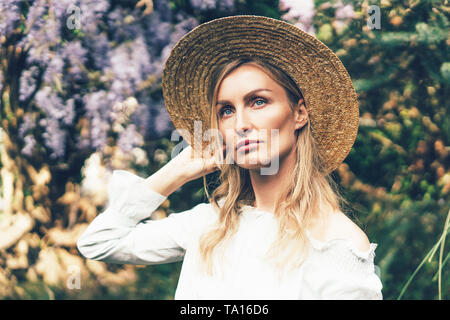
[236,139,261,150]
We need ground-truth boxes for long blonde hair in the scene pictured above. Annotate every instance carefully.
[198,57,349,276]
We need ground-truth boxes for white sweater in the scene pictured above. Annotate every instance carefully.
[77,170,383,300]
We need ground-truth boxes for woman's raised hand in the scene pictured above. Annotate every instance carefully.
[144,144,225,197]
[171,145,223,183]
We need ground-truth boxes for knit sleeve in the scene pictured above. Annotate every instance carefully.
[301,235,383,300]
[77,170,212,265]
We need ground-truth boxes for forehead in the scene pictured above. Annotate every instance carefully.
[217,64,284,98]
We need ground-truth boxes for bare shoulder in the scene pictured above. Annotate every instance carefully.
[325,210,371,252]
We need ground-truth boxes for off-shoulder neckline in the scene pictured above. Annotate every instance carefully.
[240,204,378,261]
[305,229,378,261]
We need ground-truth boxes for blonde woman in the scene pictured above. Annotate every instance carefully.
[77,15,383,299]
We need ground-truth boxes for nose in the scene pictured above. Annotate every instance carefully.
[235,107,251,137]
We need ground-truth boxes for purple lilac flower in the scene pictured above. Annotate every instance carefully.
[35,86,76,158]
[42,55,64,84]
[154,101,174,137]
[23,0,48,32]
[52,0,79,19]
[21,134,37,157]
[79,0,109,33]
[42,118,66,159]
[190,0,217,10]
[130,97,166,140]
[279,0,316,35]
[160,15,198,64]
[145,13,172,52]
[0,1,21,37]
[190,0,234,11]
[118,124,143,153]
[218,0,235,11]
[335,4,355,20]
[61,40,88,81]
[4,0,218,161]
[153,0,172,21]
[107,36,153,98]
[18,113,37,139]
[19,66,39,102]
[63,99,76,126]
[132,102,151,138]
[84,32,110,70]
[107,7,152,45]
[35,87,75,125]
[22,1,60,65]
[53,0,109,33]
[83,90,112,150]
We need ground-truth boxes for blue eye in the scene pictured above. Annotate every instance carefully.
[254,98,266,106]
[218,98,268,118]
[219,107,232,117]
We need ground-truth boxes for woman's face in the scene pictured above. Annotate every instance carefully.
[215,64,307,172]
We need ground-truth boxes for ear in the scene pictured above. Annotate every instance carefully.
[294,98,308,130]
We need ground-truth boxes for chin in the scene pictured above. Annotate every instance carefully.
[234,153,273,170]
[236,163,261,170]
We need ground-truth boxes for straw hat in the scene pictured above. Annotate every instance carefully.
[162,15,359,175]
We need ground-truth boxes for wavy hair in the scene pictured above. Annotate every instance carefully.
[198,57,349,277]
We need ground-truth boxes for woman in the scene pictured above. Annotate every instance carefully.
[77,15,383,299]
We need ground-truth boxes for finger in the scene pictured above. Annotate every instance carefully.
[206,155,219,170]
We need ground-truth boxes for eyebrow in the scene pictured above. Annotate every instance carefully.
[216,88,272,106]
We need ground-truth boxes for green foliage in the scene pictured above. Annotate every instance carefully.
[312,0,449,299]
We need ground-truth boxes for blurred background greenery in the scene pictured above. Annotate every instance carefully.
[0,0,448,300]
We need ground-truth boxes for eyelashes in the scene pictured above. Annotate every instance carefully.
[218,97,268,118]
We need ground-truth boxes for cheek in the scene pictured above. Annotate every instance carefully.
[261,107,293,132]
[219,128,236,148]
[258,103,291,126]
[262,114,296,153]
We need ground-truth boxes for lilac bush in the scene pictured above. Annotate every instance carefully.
[0,0,205,166]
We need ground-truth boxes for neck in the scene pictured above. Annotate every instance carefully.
[248,146,296,213]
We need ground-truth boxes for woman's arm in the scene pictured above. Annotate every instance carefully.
[145,144,222,196]
[142,151,191,197]
[77,145,220,265]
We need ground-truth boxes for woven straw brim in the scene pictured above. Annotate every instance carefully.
[162,15,359,175]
